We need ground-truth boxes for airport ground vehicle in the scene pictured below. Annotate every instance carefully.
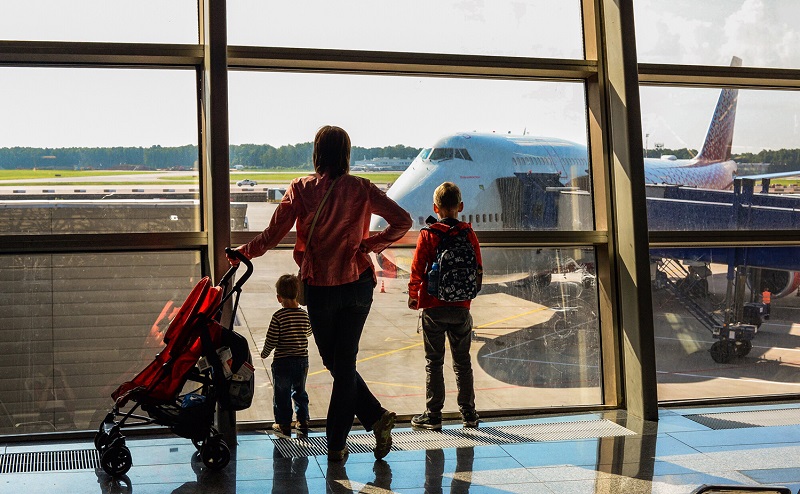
[93,249,254,476]
[236,179,257,187]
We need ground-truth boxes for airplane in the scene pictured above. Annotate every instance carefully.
[370,59,743,289]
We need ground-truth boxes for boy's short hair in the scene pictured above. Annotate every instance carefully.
[275,274,300,300]
[433,182,462,210]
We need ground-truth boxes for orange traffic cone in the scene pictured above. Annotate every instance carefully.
[380,281,386,293]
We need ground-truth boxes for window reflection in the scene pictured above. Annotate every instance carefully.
[0,252,201,434]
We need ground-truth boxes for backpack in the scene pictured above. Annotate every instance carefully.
[425,223,479,302]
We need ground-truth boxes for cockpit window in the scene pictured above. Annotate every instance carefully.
[418,148,432,160]
[455,148,472,161]
[429,148,453,161]
[428,148,473,162]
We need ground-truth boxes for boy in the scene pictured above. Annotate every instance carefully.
[263,274,313,436]
[408,182,483,430]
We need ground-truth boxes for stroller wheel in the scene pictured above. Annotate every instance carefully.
[101,445,132,476]
[191,436,204,450]
[201,438,230,470]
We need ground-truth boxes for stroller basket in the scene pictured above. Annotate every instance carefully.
[94,248,253,477]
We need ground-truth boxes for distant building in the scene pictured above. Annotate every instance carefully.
[352,157,412,172]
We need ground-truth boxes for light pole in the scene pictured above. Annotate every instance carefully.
[645,133,650,158]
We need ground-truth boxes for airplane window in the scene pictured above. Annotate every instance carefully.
[461,215,466,222]
[429,148,453,161]
[418,216,424,226]
[454,148,473,161]
[419,148,432,160]
[469,214,473,223]
[488,214,492,223]
[475,215,480,224]
[495,213,499,222]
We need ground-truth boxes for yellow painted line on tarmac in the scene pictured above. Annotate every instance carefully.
[475,307,549,329]
[308,341,423,377]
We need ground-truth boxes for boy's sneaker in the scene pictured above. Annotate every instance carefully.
[462,410,480,428]
[411,411,442,431]
[272,422,291,436]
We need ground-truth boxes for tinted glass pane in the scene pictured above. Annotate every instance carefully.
[635,0,800,69]
[229,72,592,233]
[0,68,202,234]
[0,251,201,434]
[640,86,800,231]
[235,246,601,424]
[0,1,198,44]
[228,0,583,59]
[651,247,800,401]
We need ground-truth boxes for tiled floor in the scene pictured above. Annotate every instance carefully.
[3,404,800,493]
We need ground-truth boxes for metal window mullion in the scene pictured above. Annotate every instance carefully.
[597,0,659,421]
[639,62,800,90]
[227,46,597,80]
[0,40,203,67]
[0,232,208,255]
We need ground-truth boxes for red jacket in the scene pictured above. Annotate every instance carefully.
[408,218,482,309]
[239,173,412,286]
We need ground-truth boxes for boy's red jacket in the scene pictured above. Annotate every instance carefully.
[408,218,482,309]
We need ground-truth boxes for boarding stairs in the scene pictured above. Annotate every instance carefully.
[656,258,723,333]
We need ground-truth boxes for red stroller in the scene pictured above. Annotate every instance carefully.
[94,248,254,476]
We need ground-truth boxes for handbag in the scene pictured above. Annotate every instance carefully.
[297,176,340,305]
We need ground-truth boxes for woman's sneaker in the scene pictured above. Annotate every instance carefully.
[327,445,349,462]
[461,410,480,428]
[372,410,396,460]
[411,411,442,431]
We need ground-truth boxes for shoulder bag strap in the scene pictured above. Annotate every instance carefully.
[305,175,341,252]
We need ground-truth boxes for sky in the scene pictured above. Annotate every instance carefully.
[0,0,799,153]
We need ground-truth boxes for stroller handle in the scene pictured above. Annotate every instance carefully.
[222,247,254,290]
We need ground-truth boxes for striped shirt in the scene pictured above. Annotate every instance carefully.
[261,307,313,359]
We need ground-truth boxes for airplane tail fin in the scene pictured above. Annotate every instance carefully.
[696,56,742,163]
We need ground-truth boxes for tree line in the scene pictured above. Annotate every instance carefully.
[3,144,799,171]
[0,143,421,170]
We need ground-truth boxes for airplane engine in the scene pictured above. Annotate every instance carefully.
[755,269,800,298]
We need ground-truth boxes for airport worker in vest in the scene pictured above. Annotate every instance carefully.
[229,125,412,462]
[407,181,483,431]
[762,288,771,318]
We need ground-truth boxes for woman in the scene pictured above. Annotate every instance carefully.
[229,125,412,461]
